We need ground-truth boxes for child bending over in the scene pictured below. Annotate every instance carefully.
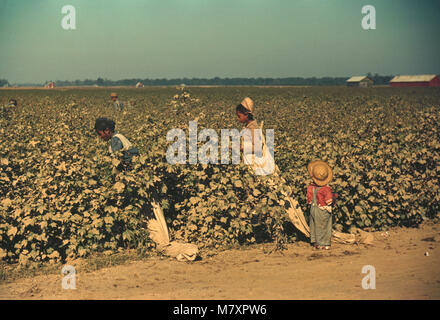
[94,117,139,169]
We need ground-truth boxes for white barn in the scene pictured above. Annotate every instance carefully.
[346,76,374,87]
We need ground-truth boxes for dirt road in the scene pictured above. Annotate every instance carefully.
[1,222,439,300]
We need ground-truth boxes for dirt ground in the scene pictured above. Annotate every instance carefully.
[1,221,439,300]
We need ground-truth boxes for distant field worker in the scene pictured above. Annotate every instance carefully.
[1,98,17,119]
[307,160,334,250]
[94,117,139,169]
[110,92,124,112]
[236,97,275,176]
[8,98,17,107]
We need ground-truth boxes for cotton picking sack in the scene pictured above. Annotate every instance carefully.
[284,196,311,237]
[285,205,374,245]
[147,201,199,262]
[243,121,276,176]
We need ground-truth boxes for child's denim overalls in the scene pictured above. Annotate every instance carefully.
[310,186,332,246]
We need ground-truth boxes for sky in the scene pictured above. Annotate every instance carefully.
[0,0,439,84]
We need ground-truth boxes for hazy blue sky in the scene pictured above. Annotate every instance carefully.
[1,0,439,83]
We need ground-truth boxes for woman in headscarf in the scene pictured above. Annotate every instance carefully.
[236,97,276,176]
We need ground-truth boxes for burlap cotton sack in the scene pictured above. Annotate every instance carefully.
[354,228,374,245]
[332,230,356,244]
[284,196,310,238]
[163,242,199,262]
[147,201,199,261]
[243,121,276,176]
[283,195,373,245]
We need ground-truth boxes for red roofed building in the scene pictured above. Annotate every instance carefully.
[45,81,55,88]
[390,75,440,87]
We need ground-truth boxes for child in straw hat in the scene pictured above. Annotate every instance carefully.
[307,160,334,250]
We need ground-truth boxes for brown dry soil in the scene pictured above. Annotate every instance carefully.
[1,221,439,300]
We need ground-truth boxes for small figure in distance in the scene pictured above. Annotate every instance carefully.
[1,98,17,119]
[110,92,124,112]
[9,98,17,107]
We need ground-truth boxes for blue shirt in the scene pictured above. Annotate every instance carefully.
[110,135,139,163]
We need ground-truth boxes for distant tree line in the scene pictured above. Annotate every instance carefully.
[49,74,394,87]
[2,74,396,87]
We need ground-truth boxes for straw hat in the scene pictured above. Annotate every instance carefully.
[240,97,254,114]
[110,92,118,98]
[308,160,333,186]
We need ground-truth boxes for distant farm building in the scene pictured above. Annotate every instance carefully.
[45,81,55,88]
[346,76,373,87]
[135,82,144,88]
[390,74,440,87]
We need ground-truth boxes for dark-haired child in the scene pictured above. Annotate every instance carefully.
[93,119,199,261]
[94,117,139,168]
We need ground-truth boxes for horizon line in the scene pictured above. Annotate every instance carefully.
[6,73,440,86]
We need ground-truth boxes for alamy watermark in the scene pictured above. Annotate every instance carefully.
[361,265,376,289]
[361,5,376,30]
[60,5,374,31]
[61,5,76,30]
[61,265,76,290]
[166,120,275,175]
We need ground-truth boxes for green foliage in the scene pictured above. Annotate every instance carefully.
[172,164,290,250]
[1,87,439,264]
